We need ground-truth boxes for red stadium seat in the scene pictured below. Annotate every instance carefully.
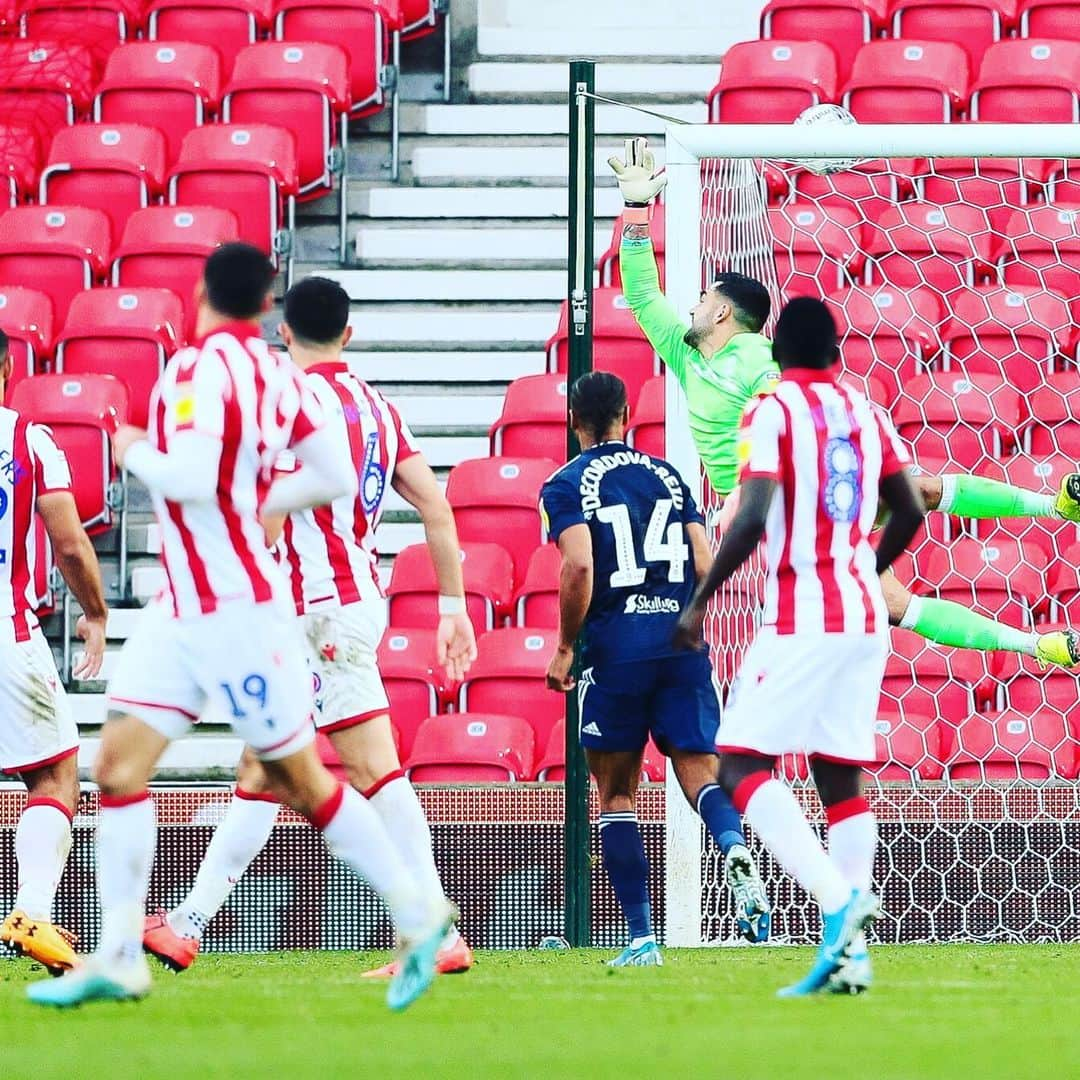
[547,287,657,408]
[827,285,942,403]
[111,205,240,339]
[399,0,437,38]
[222,42,349,199]
[866,202,995,300]
[514,543,560,629]
[990,632,1080,716]
[94,42,223,165]
[916,158,1050,234]
[10,373,127,531]
[707,40,838,124]
[446,457,557,583]
[406,712,535,783]
[0,287,53,402]
[974,455,1077,562]
[999,204,1080,315]
[377,627,447,760]
[55,287,183,428]
[458,627,562,754]
[1018,0,1080,38]
[626,374,665,457]
[274,0,400,117]
[1048,548,1080,621]
[1027,377,1080,458]
[924,535,1047,626]
[970,39,1080,122]
[842,40,970,124]
[598,204,664,288]
[890,0,1011,72]
[940,286,1072,393]
[760,0,883,83]
[146,0,273,82]
[791,157,919,221]
[19,0,139,65]
[879,628,988,729]
[947,709,1077,779]
[893,373,1020,471]
[0,125,42,207]
[0,206,111,325]
[386,540,514,634]
[490,374,567,460]
[869,708,946,781]
[167,124,298,264]
[534,717,565,781]
[769,201,863,298]
[40,124,167,244]
[0,40,97,144]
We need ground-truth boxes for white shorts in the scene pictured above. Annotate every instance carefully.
[301,600,390,733]
[107,598,315,761]
[0,623,78,774]
[716,629,888,765]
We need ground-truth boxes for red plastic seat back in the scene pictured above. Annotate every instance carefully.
[1027,378,1080,458]
[1000,204,1080,308]
[0,286,53,401]
[948,709,1076,780]
[407,712,535,783]
[971,39,1080,122]
[490,373,567,459]
[626,374,665,456]
[768,202,862,298]
[377,627,446,760]
[891,0,1007,73]
[147,0,272,82]
[869,709,945,781]
[0,39,97,143]
[514,543,560,629]
[1019,0,1080,39]
[20,0,139,66]
[112,204,240,338]
[0,124,43,206]
[10,372,128,530]
[918,158,1047,233]
[760,0,879,83]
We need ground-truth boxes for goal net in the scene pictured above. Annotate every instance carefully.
[663,123,1080,947]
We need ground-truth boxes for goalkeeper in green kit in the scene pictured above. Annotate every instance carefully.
[609,137,1080,670]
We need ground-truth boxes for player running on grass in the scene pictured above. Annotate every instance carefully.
[675,298,927,997]
[0,328,109,975]
[541,371,771,965]
[143,276,477,979]
[28,245,455,1012]
[610,137,1080,671]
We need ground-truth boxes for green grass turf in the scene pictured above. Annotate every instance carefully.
[3,945,1077,1079]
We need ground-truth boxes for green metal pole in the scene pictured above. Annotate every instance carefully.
[563,57,595,949]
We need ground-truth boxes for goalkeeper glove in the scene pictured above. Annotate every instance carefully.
[608,137,666,207]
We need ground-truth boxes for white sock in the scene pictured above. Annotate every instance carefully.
[826,799,878,893]
[14,800,73,920]
[315,784,432,938]
[96,793,156,966]
[740,778,851,914]
[170,791,279,941]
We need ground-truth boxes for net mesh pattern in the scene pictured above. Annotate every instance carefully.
[694,153,1080,945]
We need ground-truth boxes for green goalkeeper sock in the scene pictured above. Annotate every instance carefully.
[902,596,1037,655]
[938,475,1055,520]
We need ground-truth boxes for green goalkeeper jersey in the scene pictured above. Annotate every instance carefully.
[620,234,779,497]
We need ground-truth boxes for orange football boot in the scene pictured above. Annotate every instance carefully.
[361,934,475,978]
[1,910,80,974]
[142,910,200,972]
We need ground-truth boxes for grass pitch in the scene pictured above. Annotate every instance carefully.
[3,945,1077,1079]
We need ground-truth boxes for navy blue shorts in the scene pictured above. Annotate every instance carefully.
[577,652,720,756]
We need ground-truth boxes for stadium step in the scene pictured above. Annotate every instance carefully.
[381,391,504,429]
[467,62,717,100]
[344,350,547,385]
[324,269,565,302]
[352,226,610,265]
[346,307,557,347]
[402,102,706,136]
[356,185,624,220]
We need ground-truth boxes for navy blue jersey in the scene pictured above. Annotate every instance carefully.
[539,441,705,667]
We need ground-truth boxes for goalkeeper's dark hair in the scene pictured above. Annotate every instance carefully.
[203,242,275,320]
[284,276,351,346]
[570,371,628,442]
[712,272,771,333]
[773,296,840,371]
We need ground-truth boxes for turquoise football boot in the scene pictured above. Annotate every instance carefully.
[608,941,663,967]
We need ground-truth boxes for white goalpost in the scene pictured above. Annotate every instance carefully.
[662,123,1080,947]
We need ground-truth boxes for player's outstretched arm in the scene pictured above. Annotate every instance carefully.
[393,454,477,682]
[546,523,593,692]
[674,477,774,650]
[38,491,108,678]
[875,468,925,576]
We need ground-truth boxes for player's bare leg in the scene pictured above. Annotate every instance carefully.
[328,717,473,977]
[587,747,661,967]
[669,751,770,943]
[881,568,1079,668]
[2,756,81,973]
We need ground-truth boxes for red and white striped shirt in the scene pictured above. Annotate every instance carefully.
[739,369,909,636]
[279,361,419,615]
[147,323,323,618]
[0,407,72,639]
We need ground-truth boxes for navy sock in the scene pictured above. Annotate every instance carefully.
[599,813,653,942]
[696,784,746,857]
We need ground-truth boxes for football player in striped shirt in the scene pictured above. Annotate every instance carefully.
[142,276,477,979]
[677,298,926,996]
